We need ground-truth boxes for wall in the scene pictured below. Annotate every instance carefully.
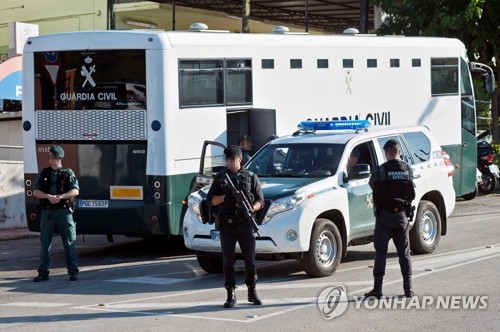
[0,161,25,229]
[0,0,108,58]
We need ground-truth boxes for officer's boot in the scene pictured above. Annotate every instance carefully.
[364,277,383,299]
[224,286,237,308]
[403,275,414,297]
[247,284,262,305]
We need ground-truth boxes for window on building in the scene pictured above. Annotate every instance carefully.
[412,59,421,67]
[431,58,459,96]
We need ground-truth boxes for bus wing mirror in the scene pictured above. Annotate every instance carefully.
[470,62,496,95]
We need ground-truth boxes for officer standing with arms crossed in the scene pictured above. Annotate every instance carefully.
[32,145,80,282]
[206,145,264,308]
[365,139,415,298]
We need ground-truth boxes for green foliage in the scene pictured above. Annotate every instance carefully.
[372,0,499,69]
[492,143,500,168]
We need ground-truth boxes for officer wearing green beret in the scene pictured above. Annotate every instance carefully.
[32,145,80,282]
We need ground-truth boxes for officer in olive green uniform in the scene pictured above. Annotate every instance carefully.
[239,135,253,165]
[33,145,80,282]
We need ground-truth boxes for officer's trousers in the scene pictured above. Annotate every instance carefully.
[373,208,412,278]
[38,209,79,276]
[220,219,257,288]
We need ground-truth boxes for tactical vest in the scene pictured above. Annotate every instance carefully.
[39,166,74,208]
[220,168,253,214]
[373,161,413,209]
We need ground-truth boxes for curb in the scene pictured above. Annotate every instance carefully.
[0,229,39,241]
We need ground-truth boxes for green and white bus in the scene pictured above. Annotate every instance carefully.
[22,28,487,237]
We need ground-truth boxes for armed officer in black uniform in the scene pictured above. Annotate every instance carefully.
[365,139,416,298]
[32,145,80,282]
[206,145,264,308]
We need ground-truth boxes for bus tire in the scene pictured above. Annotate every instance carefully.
[460,185,477,201]
[302,218,342,277]
[410,200,441,254]
[196,251,223,273]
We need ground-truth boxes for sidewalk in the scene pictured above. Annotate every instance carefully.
[0,228,39,241]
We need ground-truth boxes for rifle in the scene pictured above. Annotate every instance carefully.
[224,173,260,236]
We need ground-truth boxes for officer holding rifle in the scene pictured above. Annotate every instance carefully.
[206,145,264,308]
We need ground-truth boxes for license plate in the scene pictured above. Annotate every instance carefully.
[210,230,220,241]
[78,200,109,208]
[488,164,499,175]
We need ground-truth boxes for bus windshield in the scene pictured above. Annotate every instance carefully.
[247,143,345,178]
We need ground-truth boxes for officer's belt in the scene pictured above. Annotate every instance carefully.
[379,205,405,213]
[40,203,73,210]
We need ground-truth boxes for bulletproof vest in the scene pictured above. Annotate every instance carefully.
[39,166,74,208]
[373,160,413,208]
[220,168,253,214]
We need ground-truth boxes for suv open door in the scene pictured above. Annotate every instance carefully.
[192,140,226,191]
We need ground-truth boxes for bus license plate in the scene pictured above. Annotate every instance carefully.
[79,200,109,208]
[210,230,220,241]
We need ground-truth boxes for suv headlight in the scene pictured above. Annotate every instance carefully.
[187,193,203,223]
[262,191,306,224]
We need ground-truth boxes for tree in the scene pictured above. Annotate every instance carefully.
[372,0,500,141]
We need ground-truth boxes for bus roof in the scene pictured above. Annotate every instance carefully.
[25,29,466,53]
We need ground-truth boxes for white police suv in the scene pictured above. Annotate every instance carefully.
[183,120,456,277]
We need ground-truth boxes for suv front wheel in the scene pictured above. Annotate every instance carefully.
[196,251,223,273]
[303,218,342,277]
[410,200,441,254]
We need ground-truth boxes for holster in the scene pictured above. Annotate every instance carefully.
[405,203,415,221]
[215,212,222,230]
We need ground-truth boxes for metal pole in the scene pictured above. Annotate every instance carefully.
[305,0,309,32]
[172,0,176,31]
[242,0,250,33]
[360,0,368,33]
[107,0,115,30]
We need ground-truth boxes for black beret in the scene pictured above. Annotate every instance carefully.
[49,145,65,158]
[383,139,400,150]
[225,145,242,158]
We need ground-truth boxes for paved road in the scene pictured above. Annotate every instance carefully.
[1,195,499,331]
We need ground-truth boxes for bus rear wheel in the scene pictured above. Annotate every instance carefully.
[196,251,223,273]
[302,218,342,277]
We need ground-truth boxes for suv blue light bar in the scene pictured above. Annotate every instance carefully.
[297,120,371,131]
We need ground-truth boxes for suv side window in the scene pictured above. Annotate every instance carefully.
[346,141,378,176]
[402,132,431,163]
[377,136,412,164]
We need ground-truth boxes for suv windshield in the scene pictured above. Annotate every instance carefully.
[247,143,345,177]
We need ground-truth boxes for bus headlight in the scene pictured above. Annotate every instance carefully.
[187,193,203,223]
[262,191,306,224]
